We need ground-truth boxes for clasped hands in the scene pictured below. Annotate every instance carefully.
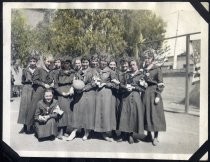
[38,115,50,123]
[126,84,135,91]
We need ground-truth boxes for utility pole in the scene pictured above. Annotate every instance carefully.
[173,10,180,69]
[185,34,190,113]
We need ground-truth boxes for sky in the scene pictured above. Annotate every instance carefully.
[153,2,207,56]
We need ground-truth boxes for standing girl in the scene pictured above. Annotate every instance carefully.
[17,55,38,133]
[118,59,146,144]
[142,49,166,146]
[94,54,119,142]
[56,56,75,139]
[67,56,96,141]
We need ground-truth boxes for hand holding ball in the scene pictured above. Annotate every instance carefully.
[72,80,85,91]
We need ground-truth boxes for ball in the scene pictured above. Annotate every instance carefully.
[72,80,85,90]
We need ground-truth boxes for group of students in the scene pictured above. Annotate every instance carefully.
[17,49,166,146]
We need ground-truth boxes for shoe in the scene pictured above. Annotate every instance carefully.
[152,138,159,146]
[102,134,113,142]
[128,135,134,144]
[66,131,76,141]
[18,127,25,134]
[64,133,69,137]
[144,134,153,142]
[116,138,123,142]
[134,138,140,143]
[82,135,88,141]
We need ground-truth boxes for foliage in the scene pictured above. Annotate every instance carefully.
[11,9,167,66]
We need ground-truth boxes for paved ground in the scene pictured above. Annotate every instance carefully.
[9,97,199,155]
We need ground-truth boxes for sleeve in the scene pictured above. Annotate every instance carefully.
[156,68,164,93]
[83,72,94,92]
[21,69,26,84]
[34,102,41,121]
[105,70,119,89]
[49,102,59,119]
[32,68,45,87]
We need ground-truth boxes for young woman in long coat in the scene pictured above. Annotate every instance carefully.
[55,57,75,139]
[94,54,119,142]
[67,56,97,141]
[34,89,60,141]
[25,55,55,132]
[142,49,166,146]
[118,59,146,144]
[17,56,38,133]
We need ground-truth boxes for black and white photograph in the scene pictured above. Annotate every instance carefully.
[3,2,208,160]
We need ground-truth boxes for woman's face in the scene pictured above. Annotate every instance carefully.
[109,61,117,71]
[144,57,153,66]
[74,59,82,71]
[44,58,54,70]
[130,61,138,72]
[82,60,89,70]
[121,62,129,72]
[29,59,37,69]
[54,60,61,69]
[90,60,98,68]
[100,60,107,70]
[62,61,71,70]
[44,91,53,103]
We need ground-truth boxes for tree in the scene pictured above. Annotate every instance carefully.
[11,10,33,68]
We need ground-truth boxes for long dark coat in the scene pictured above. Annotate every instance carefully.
[118,70,145,135]
[55,69,75,128]
[51,69,61,100]
[25,67,54,129]
[143,65,166,132]
[94,67,118,132]
[34,99,59,139]
[71,68,97,130]
[17,67,36,125]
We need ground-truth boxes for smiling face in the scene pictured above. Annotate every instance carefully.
[44,91,53,104]
[109,61,117,71]
[82,59,89,70]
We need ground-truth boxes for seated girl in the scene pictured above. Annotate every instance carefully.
[34,88,63,141]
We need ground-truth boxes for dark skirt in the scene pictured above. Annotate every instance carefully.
[57,95,73,127]
[17,84,33,125]
[35,118,58,139]
[25,86,45,129]
[143,85,166,132]
[119,91,145,135]
[71,90,96,130]
[94,87,116,132]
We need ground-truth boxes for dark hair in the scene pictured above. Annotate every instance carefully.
[119,57,129,65]
[109,57,117,66]
[81,55,90,63]
[128,58,139,67]
[90,54,99,62]
[28,55,39,62]
[43,88,54,101]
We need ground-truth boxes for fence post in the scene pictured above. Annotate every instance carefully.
[185,35,190,113]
